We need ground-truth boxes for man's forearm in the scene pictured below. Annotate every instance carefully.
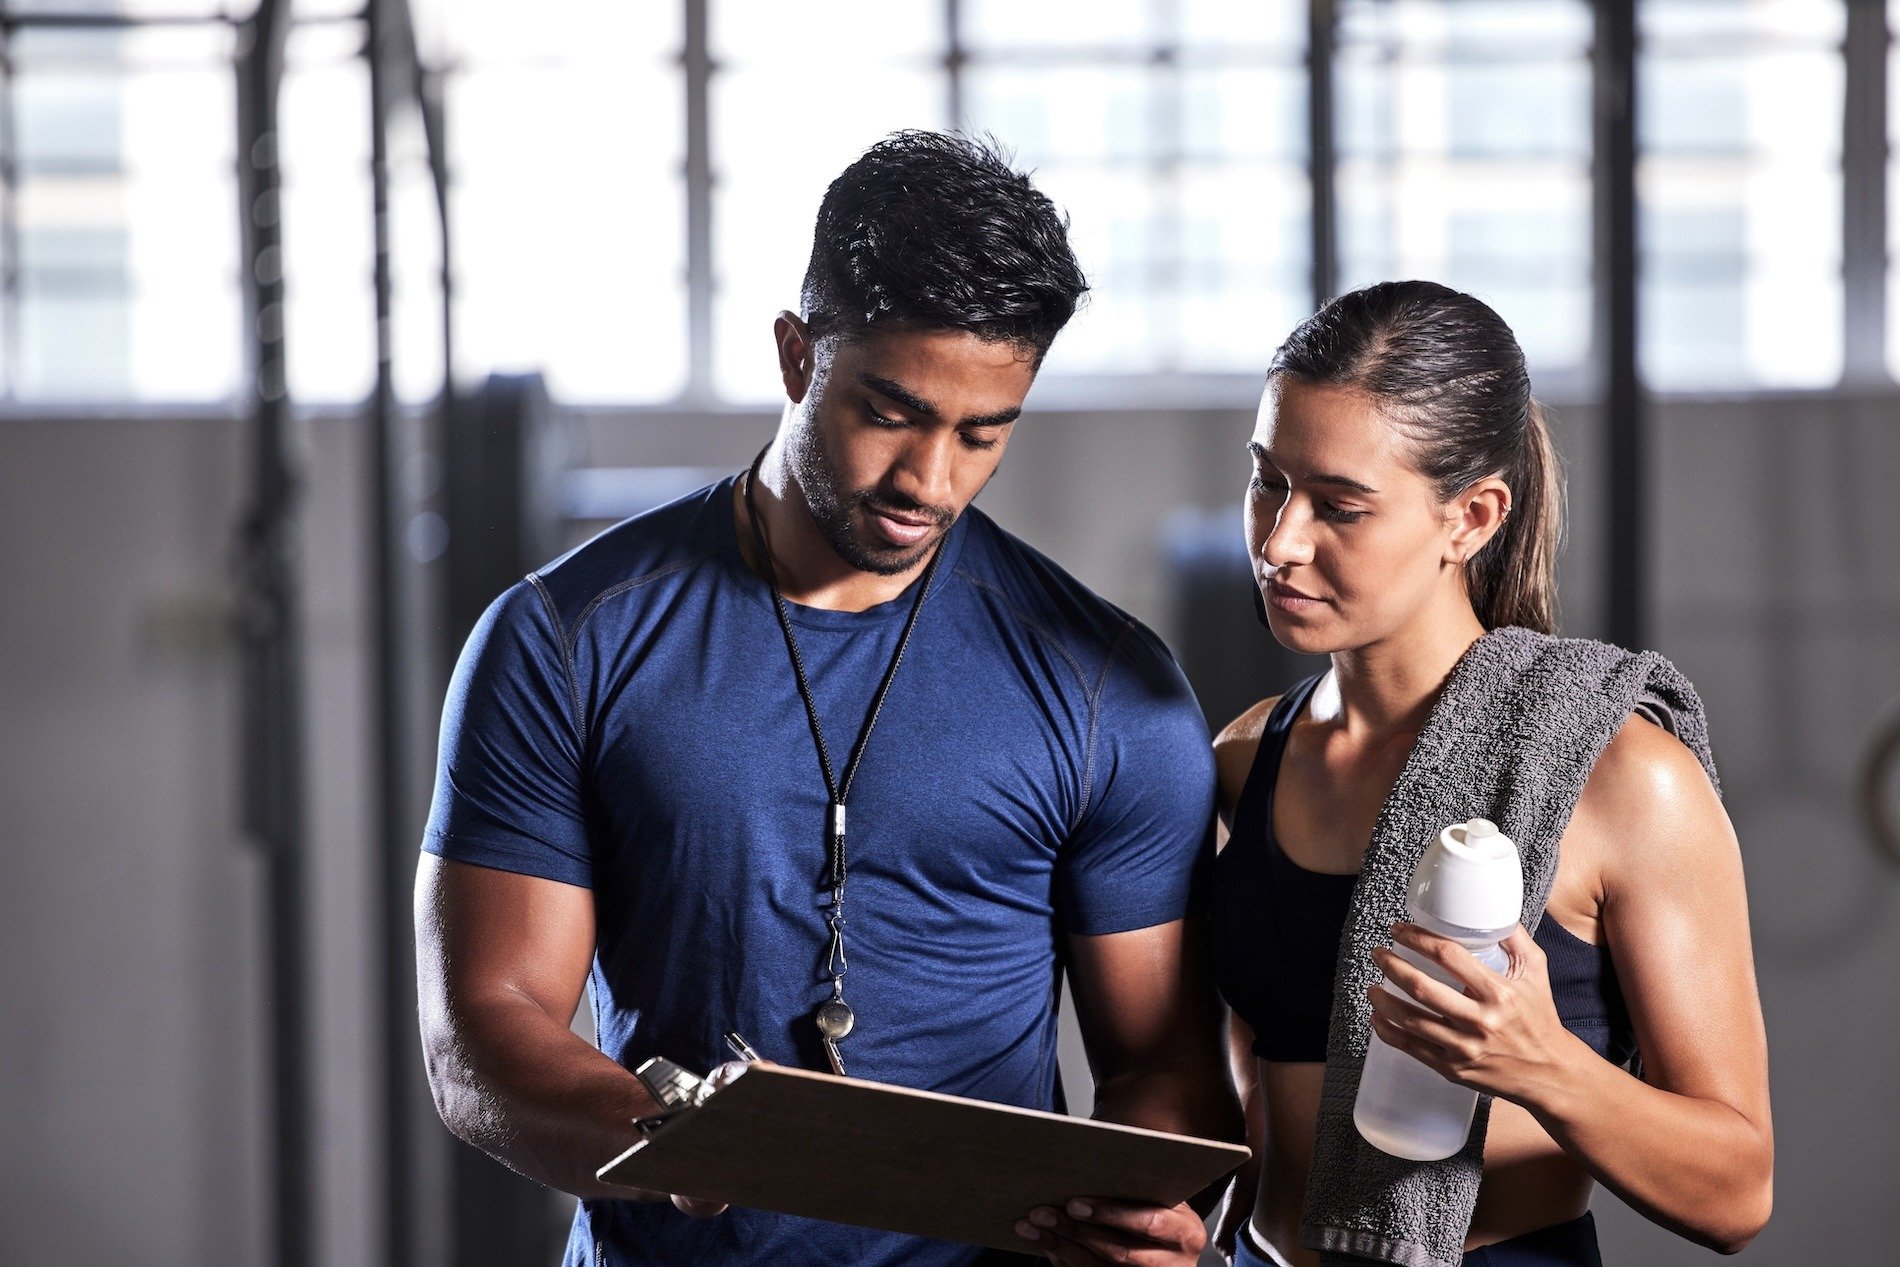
[1091,1060,1246,1215]
[427,991,662,1200]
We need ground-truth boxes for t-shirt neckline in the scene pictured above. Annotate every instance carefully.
[713,473,966,631]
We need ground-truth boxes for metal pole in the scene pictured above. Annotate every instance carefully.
[1594,0,1641,649]
[364,4,417,1265]
[683,0,714,403]
[232,4,306,1265]
[1307,0,1338,310]
[945,0,964,125]
[1842,0,1889,386]
[0,18,17,399]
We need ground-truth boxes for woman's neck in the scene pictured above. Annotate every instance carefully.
[1325,598,1488,738]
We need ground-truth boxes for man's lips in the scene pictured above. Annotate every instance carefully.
[868,507,939,548]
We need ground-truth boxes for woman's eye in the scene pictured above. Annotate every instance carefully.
[1320,504,1368,525]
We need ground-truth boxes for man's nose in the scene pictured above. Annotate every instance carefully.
[893,430,958,509]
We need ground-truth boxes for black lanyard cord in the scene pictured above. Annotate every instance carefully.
[741,449,943,999]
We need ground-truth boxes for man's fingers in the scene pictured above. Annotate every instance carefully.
[1061,1198,1196,1244]
[1016,1219,1097,1264]
[1017,1199,1204,1265]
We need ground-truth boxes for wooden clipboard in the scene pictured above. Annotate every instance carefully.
[596,1064,1248,1253]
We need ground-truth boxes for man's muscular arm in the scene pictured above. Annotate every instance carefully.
[416,855,705,1205]
[1015,918,1244,1264]
[1068,918,1244,1160]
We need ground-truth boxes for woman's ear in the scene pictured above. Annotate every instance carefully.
[775,311,815,404]
[1445,477,1512,566]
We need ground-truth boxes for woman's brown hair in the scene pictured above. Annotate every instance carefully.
[1266,280,1564,634]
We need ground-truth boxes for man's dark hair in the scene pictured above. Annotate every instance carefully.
[800,130,1088,362]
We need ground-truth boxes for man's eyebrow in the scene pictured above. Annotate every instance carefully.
[861,372,1020,429]
[1248,442,1379,495]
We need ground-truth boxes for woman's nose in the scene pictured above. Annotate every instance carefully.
[1261,503,1314,568]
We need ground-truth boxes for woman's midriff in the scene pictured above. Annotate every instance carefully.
[1247,1062,1593,1267]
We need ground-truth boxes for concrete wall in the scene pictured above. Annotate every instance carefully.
[1,415,266,1264]
[3,392,1896,1263]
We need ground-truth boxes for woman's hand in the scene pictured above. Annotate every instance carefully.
[1366,922,1590,1109]
[1014,1197,1207,1265]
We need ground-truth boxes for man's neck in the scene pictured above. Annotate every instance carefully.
[734,446,938,613]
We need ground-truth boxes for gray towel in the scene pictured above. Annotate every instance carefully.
[1299,627,1720,1267]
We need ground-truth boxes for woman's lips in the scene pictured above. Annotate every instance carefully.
[1264,578,1327,614]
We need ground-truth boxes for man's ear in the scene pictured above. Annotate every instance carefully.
[1446,476,1512,566]
[775,312,815,404]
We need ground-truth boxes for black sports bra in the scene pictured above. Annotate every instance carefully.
[1210,676,1638,1066]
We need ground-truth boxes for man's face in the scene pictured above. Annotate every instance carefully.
[781,322,1037,575]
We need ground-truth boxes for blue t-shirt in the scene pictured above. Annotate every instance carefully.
[425,476,1216,1267]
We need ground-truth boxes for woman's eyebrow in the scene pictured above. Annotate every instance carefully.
[1248,442,1380,496]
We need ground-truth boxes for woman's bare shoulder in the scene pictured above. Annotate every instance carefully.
[1214,696,1282,817]
[1576,711,1732,889]
[1582,712,1718,815]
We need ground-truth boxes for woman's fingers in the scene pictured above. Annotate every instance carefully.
[1499,924,1544,979]
[1371,945,1483,1024]
[1389,923,1505,1002]
[1368,1003,1464,1079]
[1367,981,1470,1055]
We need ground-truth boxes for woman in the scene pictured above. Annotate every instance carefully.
[1198,281,1771,1266]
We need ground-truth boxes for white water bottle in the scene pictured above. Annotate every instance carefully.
[1354,817,1523,1161]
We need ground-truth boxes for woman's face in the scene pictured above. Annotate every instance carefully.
[1246,376,1467,656]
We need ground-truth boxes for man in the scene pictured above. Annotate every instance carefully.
[416,130,1239,1266]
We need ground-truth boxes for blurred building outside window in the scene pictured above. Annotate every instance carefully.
[0,0,1887,407]
[1638,0,1845,392]
[1334,0,1595,387]
[955,0,1311,387]
[1889,0,1900,381]
[3,8,241,401]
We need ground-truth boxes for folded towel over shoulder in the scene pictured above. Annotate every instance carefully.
[1300,627,1720,1267]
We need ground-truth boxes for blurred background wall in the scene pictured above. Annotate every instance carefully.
[2,1,1897,1264]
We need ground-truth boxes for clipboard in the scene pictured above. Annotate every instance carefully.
[596,1063,1249,1253]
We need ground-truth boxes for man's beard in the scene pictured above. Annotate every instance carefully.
[789,433,954,577]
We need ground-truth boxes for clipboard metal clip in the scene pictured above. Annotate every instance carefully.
[632,1035,760,1137]
[633,1056,714,1136]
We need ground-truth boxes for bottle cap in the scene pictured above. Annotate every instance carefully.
[1406,818,1524,934]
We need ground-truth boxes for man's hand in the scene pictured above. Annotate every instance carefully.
[1014,1197,1206,1265]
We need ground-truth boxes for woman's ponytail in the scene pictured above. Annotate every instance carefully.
[1467,399,1562,635]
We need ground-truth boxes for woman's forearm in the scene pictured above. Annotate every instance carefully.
[1521,1038,1772,1253]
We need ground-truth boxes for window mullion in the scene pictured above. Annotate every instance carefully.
[684,0,714,405]
[1842,0,1889,385]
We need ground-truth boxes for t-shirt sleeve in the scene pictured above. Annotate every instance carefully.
[1057,621,1217,935]
[422,577,593,888]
